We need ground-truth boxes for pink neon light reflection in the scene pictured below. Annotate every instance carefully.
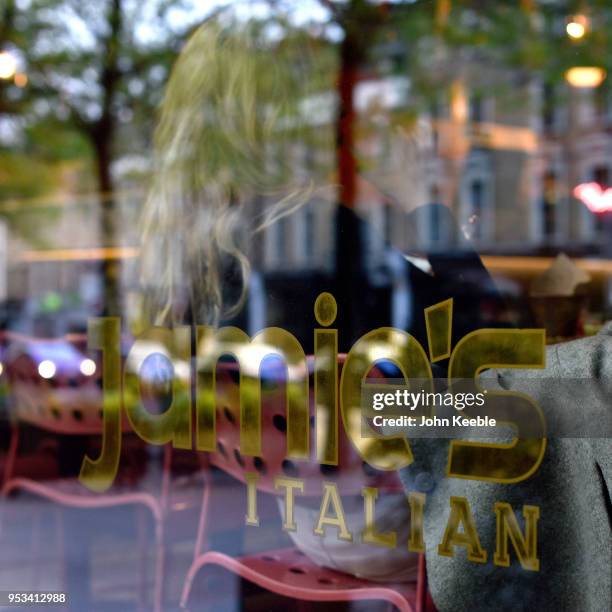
[574,182,612,213]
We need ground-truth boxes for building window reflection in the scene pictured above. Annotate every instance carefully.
[469,93,483,124]
[594,83,609,118]
[542,82,557,131]
[469,179,485,241]
[542,171,557,240]
[592,165,610,236]
[304,207,315,262]
[383,203,392,246]
[429,186,441,245]
[274,216,288,264]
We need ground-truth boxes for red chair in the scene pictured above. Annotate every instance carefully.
[0,332,181,612]
[181,356,434,611]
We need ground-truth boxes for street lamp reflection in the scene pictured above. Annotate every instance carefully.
[14,72,27,88]
[566,15,588,40]
[565,66,606,88]
[38,360,56,380]
[0,51,17,80]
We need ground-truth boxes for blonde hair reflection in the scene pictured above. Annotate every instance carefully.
[141,17,333,325]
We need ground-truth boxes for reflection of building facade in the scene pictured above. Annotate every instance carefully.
[5,70,611,315]
[536,83,611,249]
[259,70,611,271]
[4,193,141,321]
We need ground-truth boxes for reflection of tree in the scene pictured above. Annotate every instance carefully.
[18,0,201,314]
[0,0,21,116]
[0,0,58,248]
[3,0,610,307]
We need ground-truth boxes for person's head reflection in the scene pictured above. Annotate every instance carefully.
[141,18,333,326]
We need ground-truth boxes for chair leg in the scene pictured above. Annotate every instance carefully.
[136,506,148,612]
[54,507,65,593]
[2,423,19,486]
[193,475,212,561]
[153,518,165,612]
[30,506,42,589]
[0,424,20,539]
[416,554,427,612]
[179,557,201,610]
